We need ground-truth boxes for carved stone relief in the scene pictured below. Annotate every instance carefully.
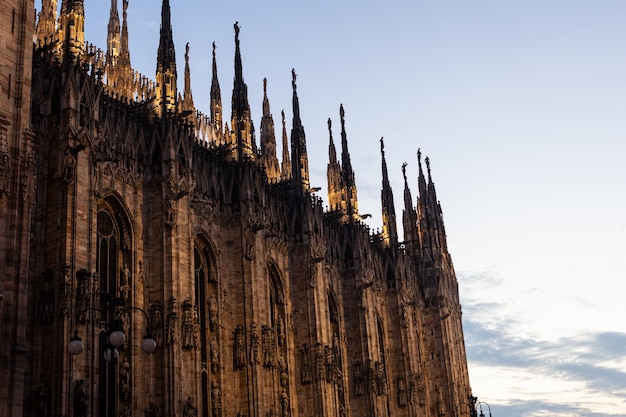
[233,325,246,371]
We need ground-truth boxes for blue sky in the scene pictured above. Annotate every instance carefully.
[36,1,626,415]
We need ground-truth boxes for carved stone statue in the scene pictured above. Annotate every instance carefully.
[249,322,260,364]
[208,295,218,331]
[73,379,88,417]
[233,325,246,370]
[280,390,290,417]
[210,380,221,417]
[209,336,220,374]
[299,343,312,384]
[183,397,197,417]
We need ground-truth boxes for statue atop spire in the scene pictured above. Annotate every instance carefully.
[290,68,309,191]
[210,41,223,135]
[380,137,398,247]
[230,21,253,160]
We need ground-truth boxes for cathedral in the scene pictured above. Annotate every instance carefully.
[0,1,475,416]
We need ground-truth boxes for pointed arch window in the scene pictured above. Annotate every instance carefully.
[194,240,217,417]
[96,203,132,417]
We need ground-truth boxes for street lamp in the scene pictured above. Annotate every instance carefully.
[68,293,156,357]
[477,401,492,417]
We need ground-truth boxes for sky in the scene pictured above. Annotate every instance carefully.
[35,1,626,415]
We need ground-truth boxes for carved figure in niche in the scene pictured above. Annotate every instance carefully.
[375,361,386,396]
[298,343,312,384]
[209,337,220,374]
[249,322,260,364]
[314,343,325,381]
[353,362,364,396]
[73,379,88,417]
[119,264,131,300]
[400,303,409,328]
[121,406,132,417]
[36,383,49,417]
[119,358,131,401]
[207,295,218,331]
[149,302,164,347]
[61,264,72,318]
[243,229,255,260]
[183,397,197,417]
[137,261,145,285]
[262,325,276,368]
[332,334,342,376]
[62,149,76,183]
[164,199,176,228]
[120,263,131,286]
[307,262,318,288]
[277,315,286,347]
[397,377,408,407]
[278,354,288,387]
[39,270,54,323]
[182,300,196,351]
[325,345,334,383]
[233,325,246,370]
[146,402,162,417]
[280,390,290,417]
[165,298,178,346]
[121,312,131,350]
[210,380,221,417]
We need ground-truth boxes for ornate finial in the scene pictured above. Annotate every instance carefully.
[328,118,332,131]
[281,109,285,123]
[380,137,385,154]
[263,77,267,94]
[123,0,128,13]
[185,42,190,61]
[339,104,345,121]
[417,148,422,163]
[402,162,408,181]
[212,41,216,55]
[234,21,240,38]
[425,156,431,176]
[291,68,297,90]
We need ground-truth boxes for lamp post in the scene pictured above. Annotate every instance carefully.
[67,293,157,417]
[68,292,156,357]
[476,401,492,417]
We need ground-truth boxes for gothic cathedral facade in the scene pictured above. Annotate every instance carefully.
[0,1,474,417]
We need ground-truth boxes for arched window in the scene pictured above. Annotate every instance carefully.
[96,201,132,417]
[194,238,217,417]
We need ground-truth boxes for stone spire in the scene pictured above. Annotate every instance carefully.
[105,0,133,97]
[260,78,280,182]
[36,0,58,44]
[155,0,177,116]
[280,110,292,181]
[402,162,419,256]
[181,42,196,122]
[326,118,342,211]
[117,0,133,95]
[417,154,449,263]
[230,22,254,161]
[106,0,121,67]
[339,104,358,219]
[380,137,398,248]
[210,41,223,135]
[58,0,85,59]
[290,69,309,191]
